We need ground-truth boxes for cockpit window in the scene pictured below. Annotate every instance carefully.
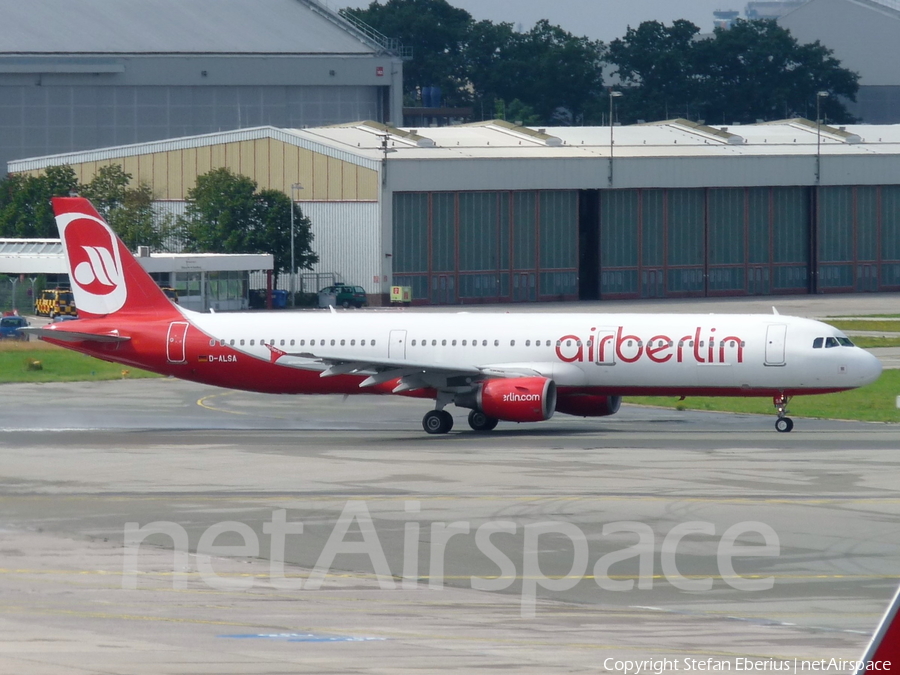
[812,337,823,349]
[825,337,840,348]
[838,337,854,347]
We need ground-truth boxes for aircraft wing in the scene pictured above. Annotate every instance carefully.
[264,344,537,393]
[20,327,131,343]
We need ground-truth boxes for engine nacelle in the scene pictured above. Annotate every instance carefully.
[554,392,621,418]
[457,377,557,423]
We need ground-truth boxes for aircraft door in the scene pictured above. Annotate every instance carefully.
[167,321,189,363]
[389,330,408,360]
[765,324,787,366]
[593,328,617,366]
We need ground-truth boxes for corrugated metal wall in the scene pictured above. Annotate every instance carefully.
[299,201,381,294]
[48,138,378,202]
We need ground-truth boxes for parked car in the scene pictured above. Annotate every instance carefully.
[317,285,368,308]
[0,315,29,340]
[34,288,77,318]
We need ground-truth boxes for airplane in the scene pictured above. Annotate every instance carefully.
[25,197,882,435]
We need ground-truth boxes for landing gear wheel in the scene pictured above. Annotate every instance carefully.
[423,410,453,435]
[775,417,794,433]
[468,410,499,432]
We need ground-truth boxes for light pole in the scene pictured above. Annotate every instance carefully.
[289,183,303,306]
[816,91,829,184]
[608,91,623,187]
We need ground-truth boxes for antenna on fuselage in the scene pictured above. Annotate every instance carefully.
[772,307,780,315]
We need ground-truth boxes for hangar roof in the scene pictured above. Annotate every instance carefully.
[0,0,377,55]
[302,118,900,160]
[10,118,900,176]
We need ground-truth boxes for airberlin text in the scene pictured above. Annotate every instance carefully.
[556,326,744,365]
[503,393,541,402]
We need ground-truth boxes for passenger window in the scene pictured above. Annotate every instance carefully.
[351,339,356,346]
[209,339,215,347]
[825,337,839,348]
[361,340,366,346]
[566,340,572,347]
[240,339,245,346]
[250,340,255,346]
[330,339,336,346]
[412,340,417,346]
[340,339,345,346]
[813,338,823,349]
[371,340,376,346]
[432,340,437,346]
[230,339,235,346]
[482,340,487,346]
[280,340,285,346]
[525,340,531,346]
[298,340,303,346]
[452,340,457,346]
[510,340,515,346]
[494,340,499,346]
[462,340,467,346]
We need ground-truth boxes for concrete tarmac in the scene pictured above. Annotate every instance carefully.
[1,376,899,674]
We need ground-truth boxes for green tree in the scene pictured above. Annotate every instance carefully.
[344,0,472,106]
[606,20,702,123]
[179,168,317,282]
[80,164,168,250]
[606,19,859,125]
[470,20,606,124]
[344,0,607,124]
[694,20,859,125]
[0,165,78,238]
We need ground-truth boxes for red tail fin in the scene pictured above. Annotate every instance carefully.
[52,197,179,320]
[856,586,900,672]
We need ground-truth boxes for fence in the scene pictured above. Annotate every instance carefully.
[0,277,44,314]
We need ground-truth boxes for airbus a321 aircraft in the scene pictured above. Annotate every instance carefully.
[28,197,882,435]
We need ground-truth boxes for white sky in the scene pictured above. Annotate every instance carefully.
[327,0,738,42]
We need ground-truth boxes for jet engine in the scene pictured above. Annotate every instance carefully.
[554,392,622,418]
[455,377,556,423]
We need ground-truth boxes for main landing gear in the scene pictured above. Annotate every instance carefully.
[467,410,499,432]
[773,394,794,433]
[423,409,454,434]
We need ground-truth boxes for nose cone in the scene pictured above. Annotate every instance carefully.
[859,349,883,386]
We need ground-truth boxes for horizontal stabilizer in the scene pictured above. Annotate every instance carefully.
[20,327,130,343]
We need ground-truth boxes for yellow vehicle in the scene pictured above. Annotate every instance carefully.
[160,287,179,303]
[34,288,77,318]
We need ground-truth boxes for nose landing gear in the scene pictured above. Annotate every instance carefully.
[773,394,794,432]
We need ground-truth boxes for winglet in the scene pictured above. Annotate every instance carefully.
[855,585,900,672]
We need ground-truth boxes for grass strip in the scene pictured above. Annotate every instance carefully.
[0,341,159,383]
[825,319,900,333]
[628,369,900,423]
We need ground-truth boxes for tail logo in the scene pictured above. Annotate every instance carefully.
[56,212,127,315]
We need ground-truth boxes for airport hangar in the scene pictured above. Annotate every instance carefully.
[0,0,406,178]
[8,117,900,306]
